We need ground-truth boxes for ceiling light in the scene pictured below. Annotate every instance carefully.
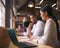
[36,0,43,5]
[17,13,20,15]
[39,0,43,4]
[52,3,56,7]
[28,1,34,7]
[28,4,34,7]
[56,7,58,9]
[35,6,41,8]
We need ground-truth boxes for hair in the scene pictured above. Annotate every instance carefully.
[29,13,42,20]
[40,5,59,40]
[29,14,37,17]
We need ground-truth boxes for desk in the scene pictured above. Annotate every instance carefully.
[8,41,18,48]
[0,27,53,48]
[17,36,53,48]
[8,36,53,48]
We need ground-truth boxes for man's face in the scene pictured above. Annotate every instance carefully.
[30,15,37,24]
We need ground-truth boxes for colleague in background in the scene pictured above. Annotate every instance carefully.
[16,24,26,36]
[17,24,26,32]
[38,5,59,48]
[23,17,30,28]
[27,14,45,38]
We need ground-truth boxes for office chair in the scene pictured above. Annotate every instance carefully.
[0,27,10,48]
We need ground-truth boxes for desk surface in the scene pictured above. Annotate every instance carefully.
[9,42,52,48]
[16,36,53,48]
[0,27,53,48]
[8,36,53,48]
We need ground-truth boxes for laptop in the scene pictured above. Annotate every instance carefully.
[18,42,37,48]
[7,28,37,48]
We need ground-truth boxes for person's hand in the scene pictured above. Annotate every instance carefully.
[27,33,32,38]
[29,37,33,41]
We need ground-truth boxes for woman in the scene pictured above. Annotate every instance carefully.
[27,14,44,38]
[38,5,59,48]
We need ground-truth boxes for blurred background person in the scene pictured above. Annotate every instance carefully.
[23,16,30,28]
[17,16,30,36]
[17,24,26,32]
[22,16,30,35]
[17,24,26,36]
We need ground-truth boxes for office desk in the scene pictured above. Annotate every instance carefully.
[8,42,53,48]
[8,41,18,48]
[0,27,53,48]
[16,36,53,48]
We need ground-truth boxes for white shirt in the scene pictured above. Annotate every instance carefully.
[31,20,44,36]
[38,18,59,48]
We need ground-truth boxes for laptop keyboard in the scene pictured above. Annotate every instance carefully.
[18,42,37,48]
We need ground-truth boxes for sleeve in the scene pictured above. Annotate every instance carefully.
[38,21,53,44]
[32,21,45,36]
[31,25,35,34]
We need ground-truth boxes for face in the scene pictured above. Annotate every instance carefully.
[30,15,37,23]
[40,11,47,21]
[18,25,21,29]
[23,17,27,22]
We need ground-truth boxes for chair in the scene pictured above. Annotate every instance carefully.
[0,27,10,48]
[7,28,37,48]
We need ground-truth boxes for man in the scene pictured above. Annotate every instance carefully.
[27,14,45,38]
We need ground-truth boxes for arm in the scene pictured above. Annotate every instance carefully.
[27,23,34,38]
[38,21,54,44]
[32,21,45,36]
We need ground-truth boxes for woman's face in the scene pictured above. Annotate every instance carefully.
[30,15,37,24]
[40,11,47,21]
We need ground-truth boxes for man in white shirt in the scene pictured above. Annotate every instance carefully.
[27,14,44,38]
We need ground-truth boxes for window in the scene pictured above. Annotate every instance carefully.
[0,0,5,27]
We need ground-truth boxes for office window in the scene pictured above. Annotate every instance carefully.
[2,0,5,5]
[0,0,5,27]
